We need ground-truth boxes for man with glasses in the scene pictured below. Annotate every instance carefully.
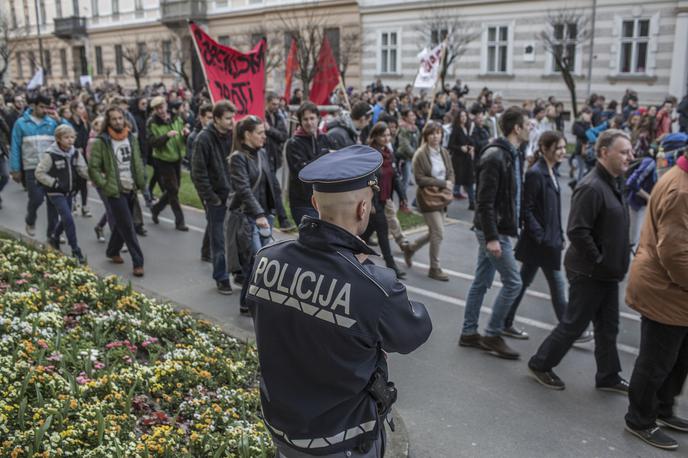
[9,93,61,237]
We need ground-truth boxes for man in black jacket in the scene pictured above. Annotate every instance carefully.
[191,101,235,295]
[327,102,373,149]
[460,107,530,359]
[529,129,633,391]
[285,102,334,226]
[264,93,293,230]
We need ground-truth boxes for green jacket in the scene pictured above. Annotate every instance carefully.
[396,124,419,160]
[147,115,186,163]
[88,132,145,198]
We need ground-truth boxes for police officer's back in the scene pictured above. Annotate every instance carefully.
[246,146,432,457]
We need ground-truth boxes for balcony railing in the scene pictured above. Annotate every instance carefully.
[160,0,207,25]
[54,16,87,39]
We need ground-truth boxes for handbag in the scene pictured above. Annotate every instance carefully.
[419,185,453,211]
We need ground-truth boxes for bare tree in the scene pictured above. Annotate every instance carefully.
[416,11,480,89]
[278,10,328,100]
[122,40,156,92]
[242,26,284,76]
[538,9,590,118]
[161,35,193,90]
[0,14,24,83]
[339,31,369,88]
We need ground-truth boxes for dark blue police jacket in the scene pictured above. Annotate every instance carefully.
[246,216,432,455]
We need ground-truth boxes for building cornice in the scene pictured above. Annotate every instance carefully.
[209,0,359,20]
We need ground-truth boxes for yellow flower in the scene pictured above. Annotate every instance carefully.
[69,399,78,409]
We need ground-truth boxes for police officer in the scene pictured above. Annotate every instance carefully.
[246,145,432,457]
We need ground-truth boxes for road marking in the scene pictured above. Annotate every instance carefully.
[404,285,639,356]
[396,257,641,323]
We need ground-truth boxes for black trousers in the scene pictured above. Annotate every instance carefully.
[361,203,394,268]
[529,272,622,386]
[151,159,185,225]
[625,317,688,430]
[106,192,144,268]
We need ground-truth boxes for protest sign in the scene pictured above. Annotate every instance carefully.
[414,43,444,89]
[190,22,266,118]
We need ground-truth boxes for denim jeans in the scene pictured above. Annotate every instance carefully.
[206,203,228,282]
[400,159,412,196]
[47,194,79,252]
[290,206,318,227]
[25,170,57,237]
[462,229,523,337]
[504,262,567,330]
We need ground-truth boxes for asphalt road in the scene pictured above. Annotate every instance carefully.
[0,162,685,457]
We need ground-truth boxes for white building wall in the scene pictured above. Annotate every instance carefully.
[360,0,682,107]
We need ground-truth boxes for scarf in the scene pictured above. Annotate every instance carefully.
[108,126,130,141]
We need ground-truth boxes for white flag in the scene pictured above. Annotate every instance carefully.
[27,68,44,90]
[414,44,444,89]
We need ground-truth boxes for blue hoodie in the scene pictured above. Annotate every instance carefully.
[10,108,60,173]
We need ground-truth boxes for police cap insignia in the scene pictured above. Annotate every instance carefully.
[298,145,382,193]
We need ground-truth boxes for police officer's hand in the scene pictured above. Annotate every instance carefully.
[10,171,22,183]
[256,216,269,228]
[486,239,502,258]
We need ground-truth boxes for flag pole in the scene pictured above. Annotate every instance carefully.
[337,75,351,111]
[188,21,215,104]
[425,40,448,125]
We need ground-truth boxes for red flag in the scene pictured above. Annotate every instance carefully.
[284,37,298,102]
[189,22,265,119]
[309,36,340,106]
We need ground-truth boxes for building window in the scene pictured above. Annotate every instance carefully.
[379,31,399,74]
[10,1,18,29]
[23,0,30,32]
[112,0,119,18]
[551,23,578,72]
[325,27,340,66]
[39,0,46,24]
[162,40,172,74]
[60,49,67,77]
[28,51,36,75]
[72,0,79,15]
[431,28,448,46]
[620,18,650,74]
[95,46,103,75]
[218,35,230,46]
[55,0,62,18]
[115,44,123,74]
[136,42,147,69]
[485,25,509,73]
[44,50,51,75]
[91,0,98,16]
[16,52,23,79]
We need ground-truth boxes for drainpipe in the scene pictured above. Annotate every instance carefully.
[33,0,46,82]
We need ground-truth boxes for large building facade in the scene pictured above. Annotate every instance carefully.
[360,0,688,106]
[3,0,362,93]
[4,0,687,108]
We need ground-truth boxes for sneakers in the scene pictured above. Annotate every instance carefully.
[428,268,449,281]
[25,224,36,236]
[94,226,106,243]
[528,365,566,390]
[175,224,189,232]
[575,330,594,344]
[81,206,92,217]
[479,335,520,360]
[233,272,245,284]
[135,226,147,236]
[217,280,233,295]
[657,415,688,432]
[458,333,483,348]
[389,264,406,280]
[108,255,125,264]
[132,267,145,277]
[47,236,60,251]
[201,255,212,263]
[625,425,678,450]
[72,249,86,265]
[596,378,630,395]
[503,326,529,340]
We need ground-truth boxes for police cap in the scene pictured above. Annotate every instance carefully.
[299,145,382,193]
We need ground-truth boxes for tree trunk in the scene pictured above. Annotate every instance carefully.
[562,69,578,119]
[134,72,141,91]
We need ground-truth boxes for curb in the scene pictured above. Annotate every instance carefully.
[1,224,411,457]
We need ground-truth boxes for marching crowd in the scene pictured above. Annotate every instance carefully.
[1,78,688,451]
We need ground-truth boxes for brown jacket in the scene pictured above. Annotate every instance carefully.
[626,163,688,326]
[412,143,455,213]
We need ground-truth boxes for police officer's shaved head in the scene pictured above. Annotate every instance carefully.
[312,187,373,235]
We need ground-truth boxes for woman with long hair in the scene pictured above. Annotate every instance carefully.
[447,108,475,209]
[361,121,407,279]
[66,100,92,217]
[402,121,455,281]
[501,131,591,343]
[225,115,283,314]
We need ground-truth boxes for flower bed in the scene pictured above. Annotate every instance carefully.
[0,237,273,457]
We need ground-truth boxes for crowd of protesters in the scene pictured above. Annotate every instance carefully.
[1,76,687,451]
